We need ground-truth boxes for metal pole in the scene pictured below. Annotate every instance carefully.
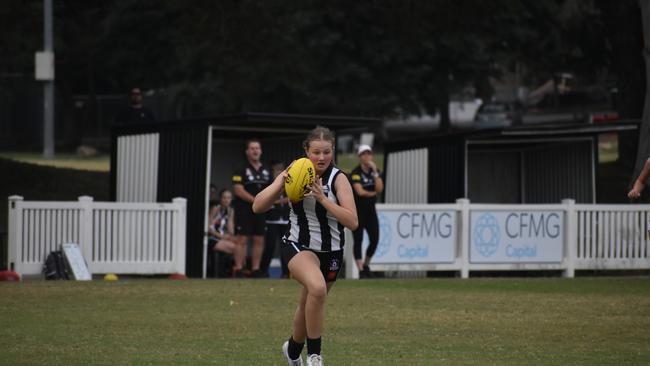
[43,0,54,158]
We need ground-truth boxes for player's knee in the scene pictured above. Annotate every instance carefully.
[307,281,327,301]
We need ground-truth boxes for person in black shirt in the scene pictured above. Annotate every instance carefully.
[114,87,156,125]
[350,144,384,278]
[260,160,291,278]
[232,139,271,277]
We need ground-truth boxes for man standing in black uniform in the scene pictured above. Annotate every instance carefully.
[350,144,384,278]
[114,87,156,125]
[232,139,271,277]
[260,161,291,278]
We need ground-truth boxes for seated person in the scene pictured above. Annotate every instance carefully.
[207,189,237,277]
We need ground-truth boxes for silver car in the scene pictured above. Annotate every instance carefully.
[474,101,523,129]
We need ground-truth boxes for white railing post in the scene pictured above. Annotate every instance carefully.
[78,196,94,272]
[562,199,576,278]
[173,197,187,275]
[8,196,24,274]
[457,198,470,279]
[344,229,359,279]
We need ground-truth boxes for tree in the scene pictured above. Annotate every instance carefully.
[633,0,650,184]
[3,1,644,146]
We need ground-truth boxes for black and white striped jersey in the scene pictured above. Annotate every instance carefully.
[286,164,346,252]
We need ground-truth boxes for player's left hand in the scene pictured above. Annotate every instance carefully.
[306,177,326,202]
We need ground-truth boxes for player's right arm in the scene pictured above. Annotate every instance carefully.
[628,158,650,199]
[253,167,287,214]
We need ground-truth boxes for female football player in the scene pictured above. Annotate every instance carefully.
[253,126,358,366]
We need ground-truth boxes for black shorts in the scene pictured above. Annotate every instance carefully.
[281,239,343,282]
[235,204,266,236]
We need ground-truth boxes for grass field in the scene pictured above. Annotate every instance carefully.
[1,277,649,365]
[0,152,110,172]
[336,153,384,174]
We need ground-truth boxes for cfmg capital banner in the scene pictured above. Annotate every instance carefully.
[470,211,564,263]
[361,209,456,263]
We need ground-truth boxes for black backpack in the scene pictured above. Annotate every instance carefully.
[43,250,70,280]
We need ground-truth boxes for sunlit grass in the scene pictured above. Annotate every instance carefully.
[598,133,618,164]
[0,152,110,172]
[336,153,384,174]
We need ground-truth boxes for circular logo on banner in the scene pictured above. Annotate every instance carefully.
[473,213,500,257]
[374,213,391,258]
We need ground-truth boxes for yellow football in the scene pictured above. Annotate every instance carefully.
[104,273,118,281]
[285,158,316,203]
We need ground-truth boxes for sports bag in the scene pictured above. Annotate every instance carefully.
[43,250,69,280]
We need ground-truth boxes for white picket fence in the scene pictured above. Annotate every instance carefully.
[9,195,648,279]
[344,199,650,279]
[574,204,650,271]
[7,196,186,277]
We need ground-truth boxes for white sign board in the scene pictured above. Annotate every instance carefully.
[361,209,456,263]
[35,51,55,81]
[62,243,92,281]
[470,211,564,263]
